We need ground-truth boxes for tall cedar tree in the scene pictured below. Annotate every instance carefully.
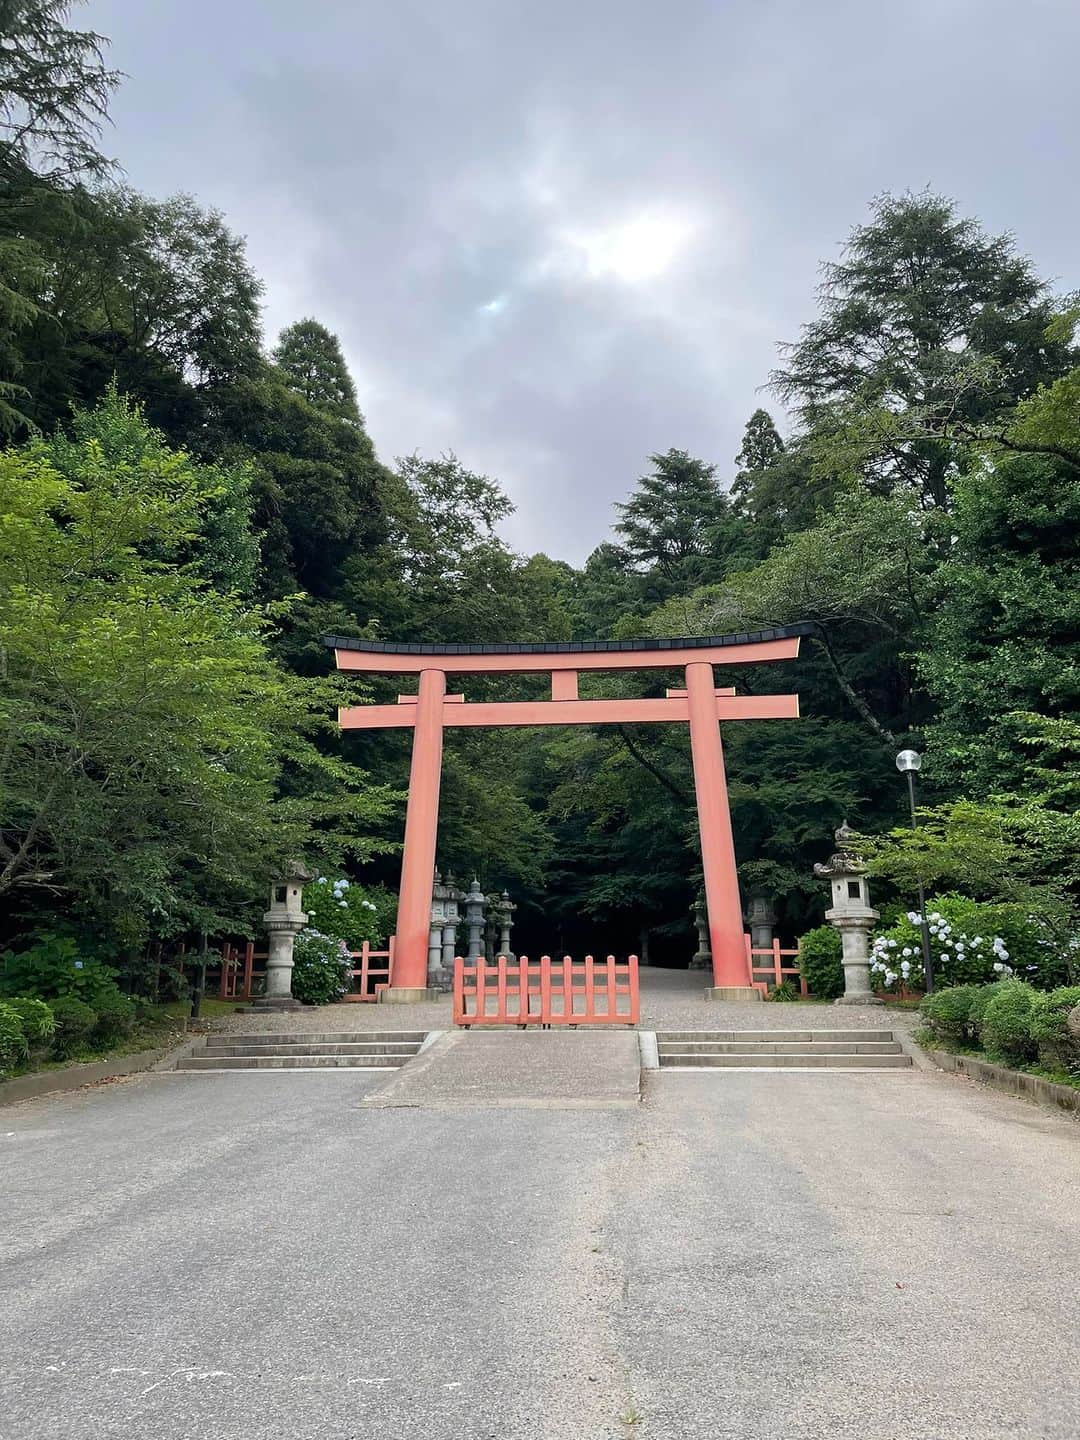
[615,448,740,600]
[273,319,363,425]
[772,191,1072,509]
[0,0,120,431]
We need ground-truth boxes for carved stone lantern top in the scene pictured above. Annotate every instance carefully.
[264,860,312,930]
[814,821,876,923]
[813,820,865,880]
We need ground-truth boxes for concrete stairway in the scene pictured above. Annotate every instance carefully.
[175,1031,428,1071]
[656,1029,911,1070]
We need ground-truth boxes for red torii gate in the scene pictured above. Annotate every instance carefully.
[325,627,809,997]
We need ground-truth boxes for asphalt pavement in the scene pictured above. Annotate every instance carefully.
[2,1055,1078,1439]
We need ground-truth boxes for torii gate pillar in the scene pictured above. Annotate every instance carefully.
[394,668,446,993]
[685,661,747,992]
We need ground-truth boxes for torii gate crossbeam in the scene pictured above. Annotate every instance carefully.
[325,627,811,997]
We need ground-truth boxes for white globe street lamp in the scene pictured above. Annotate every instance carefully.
[896,748,934,993]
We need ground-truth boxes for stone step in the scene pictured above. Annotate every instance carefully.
[209,1031,428,1046]
[202,1041,423,1058]
[658,1040,902,1057]
[656,1029,893,1044]
[658,1051,912,1070]
[176,1054,409,1071]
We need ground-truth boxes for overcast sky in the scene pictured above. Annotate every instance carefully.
[84,0,1080,562]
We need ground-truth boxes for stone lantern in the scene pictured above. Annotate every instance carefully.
[689,895,711,971]
[428,869,449,988]
[496,889,516,960]
[464,878,486,960]
[746,895,776,951]
[255,861,312,1010]
[440,872,463,980]
[813,822,882,1006]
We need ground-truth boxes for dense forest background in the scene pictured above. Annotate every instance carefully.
[2,3,1077,976]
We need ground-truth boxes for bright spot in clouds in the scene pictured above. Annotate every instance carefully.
[569,212,698,283]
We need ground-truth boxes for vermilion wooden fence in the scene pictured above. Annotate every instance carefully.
[219,941,265,1001]
[341,938,396,1001]
[744,936,807,996]
[453,953,639,1028]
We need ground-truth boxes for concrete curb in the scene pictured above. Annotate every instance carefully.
[638,1031,659,1071]
[929,1048,1080,1116]
[889,1022,938,1072]
[0,1043,187,1106]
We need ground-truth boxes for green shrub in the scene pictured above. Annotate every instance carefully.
[92,991,136,1046]
[966,981,1003,1039]
[50,996,99,1058]
[767,979,799,1002]
[6,997,55,1046]
[798,926,844,999]
[291,931,351,1005]
[980,981,1039,1068]
[0,1003,29,1073]
[1029,986,1080,1072]
[0,933,122,1005]
[919,984,982,1045]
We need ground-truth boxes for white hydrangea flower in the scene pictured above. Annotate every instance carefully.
[992,961,1004,972]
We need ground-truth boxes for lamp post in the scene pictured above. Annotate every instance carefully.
[895,749,934,994]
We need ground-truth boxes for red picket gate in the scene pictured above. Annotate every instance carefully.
[744,935,807,996]
[453,953,639,1028]
[342,938,396,1002]
[219,941,266,1001]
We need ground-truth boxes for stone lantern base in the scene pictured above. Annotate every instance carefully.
[248,993,304,1012]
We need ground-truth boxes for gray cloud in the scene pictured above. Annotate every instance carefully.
[88,0,1080,560]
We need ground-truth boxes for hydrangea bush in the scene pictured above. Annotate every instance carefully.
[291,931,353,1005]
[302,877,385,949]
[869,895,1024,994]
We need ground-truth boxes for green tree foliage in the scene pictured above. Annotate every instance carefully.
[0,0,118,179]
[273,318,362,423]
[205,365,389,608]
[772,191,1073,510]
[0,393,397,948]
[0,0,120,431]
[615,448,741,600]
[919,388,1080,794]
[3,183,264,439]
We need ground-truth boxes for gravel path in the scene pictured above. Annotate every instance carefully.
[207,965,898,1035]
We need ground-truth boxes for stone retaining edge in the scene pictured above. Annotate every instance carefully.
[0,1041,191,1106]
[929,1047,1080,1115]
